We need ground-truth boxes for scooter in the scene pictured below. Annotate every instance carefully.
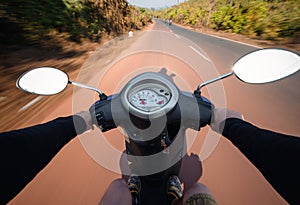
[16,48,300,205]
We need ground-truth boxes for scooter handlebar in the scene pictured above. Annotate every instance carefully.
[89,92,213,133]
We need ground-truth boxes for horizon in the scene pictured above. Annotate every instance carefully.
[127,0,186,9]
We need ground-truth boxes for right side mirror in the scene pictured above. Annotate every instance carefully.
[233,48,300,84]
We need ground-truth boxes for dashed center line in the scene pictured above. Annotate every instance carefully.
[174,34,181,39]
[0,96,7,102]
[18,96,43,112]
[189,46,211,62]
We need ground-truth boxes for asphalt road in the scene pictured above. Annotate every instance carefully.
[10,20,299,205]
[154,19,300,136]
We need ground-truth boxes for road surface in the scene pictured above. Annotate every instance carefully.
[10,20,299,205]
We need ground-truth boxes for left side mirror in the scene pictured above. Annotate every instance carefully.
[16,67,69,95]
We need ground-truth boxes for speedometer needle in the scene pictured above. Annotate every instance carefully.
[140,99,146,105]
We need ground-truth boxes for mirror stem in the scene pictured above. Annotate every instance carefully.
[68,80,106,99]
[197,71,234,91]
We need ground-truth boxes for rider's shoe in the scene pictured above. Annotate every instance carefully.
[166,175,183,202]
[128,175,141,194]
[128,175,141,205]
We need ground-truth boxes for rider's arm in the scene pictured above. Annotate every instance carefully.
[0,114,88,204]
[221,116,300,205]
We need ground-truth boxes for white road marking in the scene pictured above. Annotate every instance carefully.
[165,19,261,48]
[203,33,261,48]
[169,29,173,33]
[189,46,212,62]
[0,96,7,103]
[18,96,43,112]
[174,34,181,39]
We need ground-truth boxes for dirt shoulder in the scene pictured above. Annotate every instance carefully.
[0,38,99,131]
[0,27,149,131]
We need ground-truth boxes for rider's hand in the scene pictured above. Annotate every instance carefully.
[210,108,243,134]
[75,111,93,131]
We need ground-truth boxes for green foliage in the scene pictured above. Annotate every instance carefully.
[126,6,153,29]
[211,1,268,36]
[0,0,151,47]
[155,0,300,40]
[271,0,300,38]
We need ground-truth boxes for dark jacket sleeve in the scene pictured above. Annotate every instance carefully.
[0,115,86,205]
[222,118,300,205]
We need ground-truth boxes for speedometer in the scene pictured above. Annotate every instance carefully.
[120,72,179,119]
[129,88,170,112]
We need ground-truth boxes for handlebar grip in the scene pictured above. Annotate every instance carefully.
[197,97,213,128]
[89,99,116,132]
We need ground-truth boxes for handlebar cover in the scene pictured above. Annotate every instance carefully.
[89,92,213,133]
[172,93,213,131]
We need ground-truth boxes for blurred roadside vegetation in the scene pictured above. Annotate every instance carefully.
[0,0,154,130]
[0,0,153,50]
[155,0,300,42]
[0,0,153,91]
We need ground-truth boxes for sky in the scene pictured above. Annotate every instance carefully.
[127,0,186,9]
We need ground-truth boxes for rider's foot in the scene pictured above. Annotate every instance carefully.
[128,175,141,194]
[167,175,183,204]
[128,175,141,205]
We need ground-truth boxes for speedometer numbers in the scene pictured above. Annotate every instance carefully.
[129,88,171,112]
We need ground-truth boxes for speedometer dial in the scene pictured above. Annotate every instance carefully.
[120,72,179,119]
[129,88,170,112]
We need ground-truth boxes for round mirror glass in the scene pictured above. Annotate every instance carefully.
[16,67,69,95]
[233,49,300,84]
